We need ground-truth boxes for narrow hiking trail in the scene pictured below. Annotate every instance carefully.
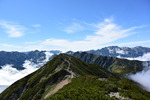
[44,57,75,99]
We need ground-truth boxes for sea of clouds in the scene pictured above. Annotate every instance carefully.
[0,52,53,93]
[1,52,150,93]
[123,53,150,92]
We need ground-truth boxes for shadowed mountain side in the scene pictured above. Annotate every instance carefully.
[0,50,61,70]
[0,54,116,100]
[69,52,143,75]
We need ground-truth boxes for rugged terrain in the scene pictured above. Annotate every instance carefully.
[1,54,150,100]
[86,46,150,58]
[68,52,143,75]
[0,50,61,70]
[0,46,150,70]
[0,54,115,100]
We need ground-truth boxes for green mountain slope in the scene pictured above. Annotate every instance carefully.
[0,54,116,100]
[1,54,150,100]
[70,52,143,75]
[48,75,150,100]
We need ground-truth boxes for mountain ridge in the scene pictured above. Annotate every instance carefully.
[86,46,150,58]
[0,50,61,70]
[0,54,116,100]
[0,46,150,70]
[67,52,143,75]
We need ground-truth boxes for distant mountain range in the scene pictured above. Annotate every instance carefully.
[86,46,150,58]
[1,54,150,100]
[1,46,150,70]
[0,50,61,70]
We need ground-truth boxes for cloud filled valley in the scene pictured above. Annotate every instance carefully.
[128,62,150,92]
[0,52,53,93]
[126,53,150,61]
[1,51,150,94]
[125,53,150,92]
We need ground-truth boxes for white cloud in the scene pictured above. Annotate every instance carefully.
[0,52,54,93]
[0,43,44,52]
[64,23,84,33]
[24,41,41,45]
[128,61,150,92]
[0,20,26,37]
[42,18,143,51]
[0,51,53,87]
[114,40,150,47]
[1,43,22,48]
[0,85,8,93]
[32,24,41,28]
[122,53,150,61]
[0,18,146,52]
[119,53,150,92]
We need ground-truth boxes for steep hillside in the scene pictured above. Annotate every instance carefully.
[0,54,115,100]
[49,75,150,100]
[69,52,143,75]
[1,54,150,100]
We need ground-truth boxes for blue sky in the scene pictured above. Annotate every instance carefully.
[0,0,150,51]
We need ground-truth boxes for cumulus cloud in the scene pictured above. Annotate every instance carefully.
[0,52,53,93]
[0,20,26,37]
[128,61,150,92]
[64,23,84,33]
[124,53,150,92]
[126,53,150,61]
[42,18,143,51]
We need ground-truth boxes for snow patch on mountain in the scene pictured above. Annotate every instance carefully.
[108,47,128,55]
[116,49,128,55]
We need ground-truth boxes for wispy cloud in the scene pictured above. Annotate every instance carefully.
[64,23,84,33]
[0,43,44,51]
[32,24,41,28]
[114,40,150,46]
[24,41,41,45]
[42,18,144,51]
[0,20,26,37]
[1,43,21,48]
[0,18,146,52]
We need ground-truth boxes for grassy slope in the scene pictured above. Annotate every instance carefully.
[0,54,116,100]
[48,75,150,100]
[72,52,143,75]
[1,54,149,100]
